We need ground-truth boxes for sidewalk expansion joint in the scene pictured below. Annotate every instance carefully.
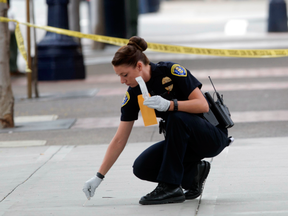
[0,146,64,203]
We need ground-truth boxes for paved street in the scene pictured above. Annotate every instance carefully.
[1,0,288,215]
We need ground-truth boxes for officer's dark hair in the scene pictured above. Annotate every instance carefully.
[112,36,150,68]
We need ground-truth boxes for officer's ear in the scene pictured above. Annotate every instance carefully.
[136,61,143,72]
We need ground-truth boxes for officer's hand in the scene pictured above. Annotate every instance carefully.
[82,176,103,200]
[144,95,170,112]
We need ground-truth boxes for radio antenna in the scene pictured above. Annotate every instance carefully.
[208,76,224,105]
[208,76,217,92]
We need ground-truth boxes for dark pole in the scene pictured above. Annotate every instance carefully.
[268,0,288,32]
[103,0,127,38]
[37,0,85,81]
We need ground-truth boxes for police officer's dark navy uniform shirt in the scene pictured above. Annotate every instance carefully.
[121,61,202,121]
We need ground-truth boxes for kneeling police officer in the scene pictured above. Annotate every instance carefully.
[83,36,231,205]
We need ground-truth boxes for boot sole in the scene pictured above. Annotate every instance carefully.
[139,195,185,205]
[185,161,211,200]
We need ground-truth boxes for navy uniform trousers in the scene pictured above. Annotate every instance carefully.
[133,111,230,190]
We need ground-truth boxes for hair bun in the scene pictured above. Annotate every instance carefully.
[127,36,147,52]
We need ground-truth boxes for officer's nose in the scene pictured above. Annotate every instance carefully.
[120,76,126,84]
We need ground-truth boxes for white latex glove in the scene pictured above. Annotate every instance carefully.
[143,95,170,112]
[82,176,103,200]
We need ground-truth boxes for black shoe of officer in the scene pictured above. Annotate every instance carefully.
[185,160,210,200]
[139,182,185,205]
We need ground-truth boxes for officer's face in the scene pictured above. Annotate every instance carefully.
[114,64,141,88]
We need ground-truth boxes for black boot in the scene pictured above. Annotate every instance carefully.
[185,160,210,200]
[139,183,185,205]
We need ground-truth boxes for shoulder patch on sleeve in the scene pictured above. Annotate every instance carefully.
[171,64,187,77]
[121,91,130,107]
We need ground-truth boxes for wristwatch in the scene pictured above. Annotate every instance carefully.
[172,99,178,111]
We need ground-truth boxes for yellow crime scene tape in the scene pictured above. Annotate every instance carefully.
[14,22,32,72]
[1,16,288,72]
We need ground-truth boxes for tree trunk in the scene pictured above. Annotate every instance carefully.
[0,2,14,128]
[91,0,105,50]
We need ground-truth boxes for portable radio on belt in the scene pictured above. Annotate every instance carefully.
[203,76,234,129]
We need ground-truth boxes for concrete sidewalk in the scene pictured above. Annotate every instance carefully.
[1,137,288,216]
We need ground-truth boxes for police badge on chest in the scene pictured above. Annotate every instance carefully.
[161,76,175,100]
